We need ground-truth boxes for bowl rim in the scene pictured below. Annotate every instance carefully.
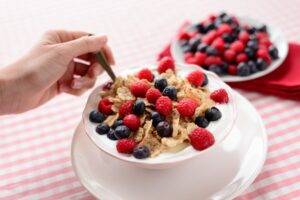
[82,63,238,168]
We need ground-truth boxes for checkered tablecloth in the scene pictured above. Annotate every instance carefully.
[1,0,300,199]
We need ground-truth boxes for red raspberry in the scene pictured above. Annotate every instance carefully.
[157,57,175,74]
[208,14,216,21]
[223,49,236,63]
[194,52,207,65]
[98,98,113,115]
[137,68,154,82]
[116,139,137,154]
[236,53,248,63]
[146,88,162,104]
[177,31,190,41]
[259,38,272,47]
[184,52,194,62]
[217,24,232,35]
[211,37,225,52]
[130,81,149,97]
[210,89,229,104]
[123,114,140,131]
[189,128,215,151]
[186,57,200,65]
[228,65,237,75]
[204,56,222,66]
[119,101,134,118]
[176,98,198,117]
[230,41,245,53]
[188,32,199,39]
[256,49,269,59]
[238,31,250,43]
[155,96,173,116]
[263,55,272,65]
[201,30,218,44]
[256,32,268,40]
[187,70,205,87]
[258,44,268,50]
[232,17,239,25]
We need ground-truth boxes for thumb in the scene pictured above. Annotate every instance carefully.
[62,35,108,57]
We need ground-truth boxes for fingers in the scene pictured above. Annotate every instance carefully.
[62,35,108,57]
[103,45,116,65]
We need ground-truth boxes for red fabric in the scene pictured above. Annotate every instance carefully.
[157,22,300,100]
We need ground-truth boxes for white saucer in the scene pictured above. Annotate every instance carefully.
[171,16,288,82]
[71,91,267,200]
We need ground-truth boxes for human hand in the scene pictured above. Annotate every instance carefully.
[0,30,115,114]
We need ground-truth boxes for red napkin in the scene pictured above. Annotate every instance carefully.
[158,23,300,101]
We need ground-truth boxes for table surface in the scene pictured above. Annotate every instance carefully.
[1,0,300,199]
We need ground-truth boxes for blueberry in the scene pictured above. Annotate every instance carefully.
[247,40,258,51]
[112,119,123,129]
[256,58,268,71]
[182,45,192,53]
[133,145,150,159]
[179,40,189,47]
[232,25,241,36]
[244,47,256,60]
[107,129,118,140]
[133,99,145,116]
[189,35,202,52]
[154,78,168,92]
[151,112,165,127]
[114,125,131,139]
[89,110,105,123]
[96,123,110,135]
[237,62,251,76]
[269,45,279,60]
[195,23,206,33]
[220,62,229,74]
[222,33,234,43]
[219,12,228,19]
[204,21,215,32]
[249,34,258,41]
[205,107,222,121]
[195,116,209,128]
[206,46,219,56]
[156,121,173,137]
[201,73,209,87]
[197,43,208,52]
[247,26,256,34]
[257,25,267,32]
[162,86,177,100]
[214,18,223,27]
[248,60,258,74]
[208,64,222,75]
[221,15,233,24]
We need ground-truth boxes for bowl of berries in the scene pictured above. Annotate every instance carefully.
[171,12,288,82]
[82,58,237,169]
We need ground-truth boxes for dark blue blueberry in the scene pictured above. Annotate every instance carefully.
[232,25,241,35]
[214,18,223,27]
[249,34,258,42]
[195,23,206,33]
[133,145,150,159]
[189,35,202,52]
[268,45,279,60]
[218,12,228,18]
[221,62,229,74]
[222,33,234,43]
[244,47,256,60]
[208,64,222,75]
[96,123,110,135]
[89,110,105,123]
[179,40,189,47]
[197,43,208,52]
[237,62,251,76]
[247,40,258,51]
[204,21,215,32]
[221,15,233,24]
[107,129,118,140]
[112,119,123,129]
[257,25,267,32]
[162,86,177,100]
[156,121,173,137]
[195,116,209,128]
[248,60,258,74]
[114,125,131,139]
[247,26,256,34]
[205,107,222,121]
[133,99,145,116]
[256,58,268,71]
[201,73,209,87]
[182,45,192,53]
[206,46,219,56]
[151,112,165,127]
[154,78,168,92]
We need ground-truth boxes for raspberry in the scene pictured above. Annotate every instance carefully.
[119,101,134,118]
[157,57,175,74]
[223,49,236,63]
[256,32,268,40]
[236,53,248,63]
[123,114,140,131]
[184,52,194,62]
[176,98,198,117]
[188,32,199,39]
[155,96,173,116]
[238,31,250,43]
[178,31,190,41]
[187,70,205,87]
[130,81,149,97]
[259,38,272,47]
[201,30,218,44]
[211,37,225,52]
[194,52,207,65]
[256,49,269,59]
[146,88,162,104]
[189,128,215,151]
[98,98,113,115]
[204,56,222,66]
[116,139,137,154]
[228,65,237,75]
[217,24,232,35]
[137,68,154,82]
[210,89,229,103]
[230,41,245,53]
[186,57,199,65]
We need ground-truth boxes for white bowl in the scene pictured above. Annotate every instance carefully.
[82,63,237,169]
[171,16,289,82]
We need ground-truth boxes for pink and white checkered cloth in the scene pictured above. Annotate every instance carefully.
[0,0,300,199]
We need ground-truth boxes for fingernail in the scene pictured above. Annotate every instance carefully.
[72,81,82,89]
[99,35,107,43]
